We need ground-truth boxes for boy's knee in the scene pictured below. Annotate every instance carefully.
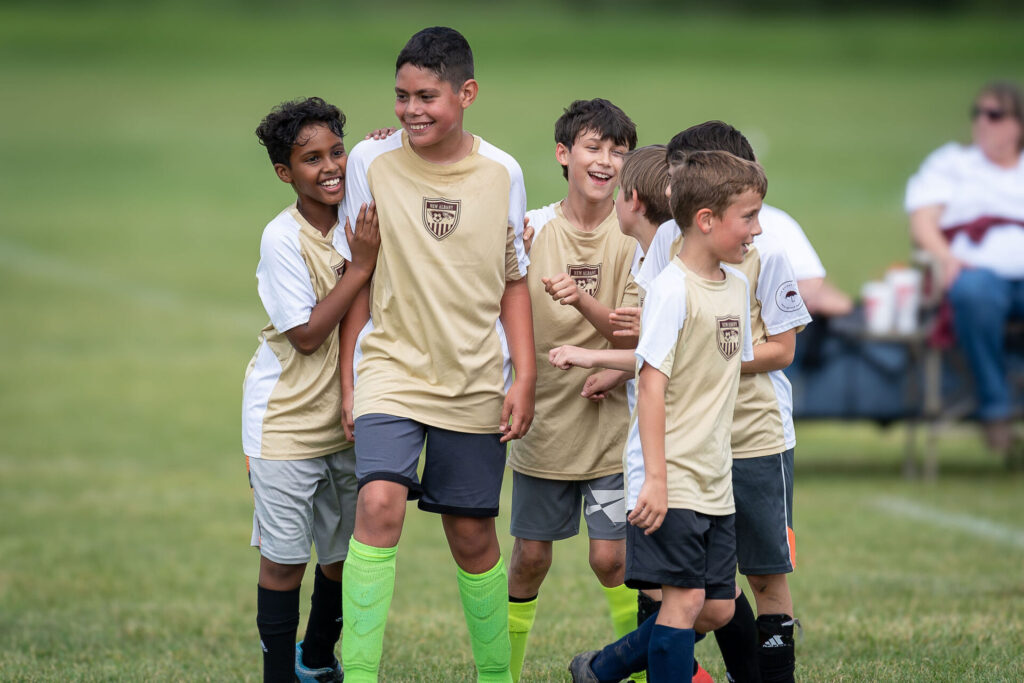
[696,599,735,632]
[588,543,625,586]
[258,557,306,591]
[511,539,552,575]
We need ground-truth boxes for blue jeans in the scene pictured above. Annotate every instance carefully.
[948,268,1024,420]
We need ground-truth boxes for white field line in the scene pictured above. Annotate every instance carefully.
[873,495,1024,550]
[0,237,261,332]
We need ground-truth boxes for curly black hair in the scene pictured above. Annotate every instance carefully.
[255,97,346,167]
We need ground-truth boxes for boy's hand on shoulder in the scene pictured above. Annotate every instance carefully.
[541,273,580,306]
[628,478,667,535]
[522,216,534,255]
[549,345,593,370]
[499,377,535,443]
[610,306,642,338]
[364,127,399,140]
[346,202,380,278]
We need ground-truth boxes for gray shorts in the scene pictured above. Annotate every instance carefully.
[733,449,795,576]
[353,413,506,518]
[509,470,627,541]
[625,508,736,599]
[249,448,357,566]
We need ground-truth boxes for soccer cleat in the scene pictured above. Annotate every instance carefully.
[693,660,714,683]
[295,641,344,683]
[568,650,603,683]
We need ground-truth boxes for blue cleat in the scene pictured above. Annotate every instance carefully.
[295,641,343,683]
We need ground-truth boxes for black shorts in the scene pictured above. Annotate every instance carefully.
[353,413,506,517]
[624,508,736,600]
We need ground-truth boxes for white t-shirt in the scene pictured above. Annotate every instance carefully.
[905,142,1024,279]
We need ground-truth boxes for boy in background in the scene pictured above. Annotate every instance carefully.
[506,98,639,682]
[338,27,535,683]
[244,97,380,682]
[570,150,760,682]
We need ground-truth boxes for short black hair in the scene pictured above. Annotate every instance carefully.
[255,97,346,167]
[396,26,474,91]
[554,98,638,179]
[666,121,755,168]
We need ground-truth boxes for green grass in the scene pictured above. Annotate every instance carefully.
[1,3,1023,680]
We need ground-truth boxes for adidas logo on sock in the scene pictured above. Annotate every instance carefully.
[762,635,787,648]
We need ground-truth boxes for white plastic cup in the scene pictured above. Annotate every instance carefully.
[862,280,895,335]
[887,267,922,335]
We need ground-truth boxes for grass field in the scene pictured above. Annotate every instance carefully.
[1,2,1023,680]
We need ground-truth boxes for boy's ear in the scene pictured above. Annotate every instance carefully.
[629,189,644,214]
[555,142,571,168]
[695,207,714,235]
[458,78,479,109]
[273,162,293,184]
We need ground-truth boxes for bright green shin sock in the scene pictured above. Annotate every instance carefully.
[458,557,513,683]
[603,583,638,639]
[341,538,397,683]
[508,597,538,683]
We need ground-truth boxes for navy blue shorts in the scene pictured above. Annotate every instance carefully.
[353,413,506,517]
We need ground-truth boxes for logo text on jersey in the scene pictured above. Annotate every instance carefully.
[716,315,741,360]
[568,263,602,297]
[422,197,461,240]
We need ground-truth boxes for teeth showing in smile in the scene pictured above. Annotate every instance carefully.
[320,178,341,188]
[408,123,431,131]
[590,172,611,181]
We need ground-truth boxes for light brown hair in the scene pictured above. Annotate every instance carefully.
[619,145,671,226]
[669,150,767,232]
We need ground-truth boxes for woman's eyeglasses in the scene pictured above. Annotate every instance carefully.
[971,106,1010,123]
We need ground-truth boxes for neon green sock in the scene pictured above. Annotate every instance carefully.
[508,596,538,683]
[603,583,638,639]
[341,538,397,683]
[603,584,648,682]
[457,557,513,683]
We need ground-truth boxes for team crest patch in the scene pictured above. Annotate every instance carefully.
[716,316,741,360]
[774,280,803,312]
[422,197,461,240]
[332,261,346,281]
[568,264,602,297]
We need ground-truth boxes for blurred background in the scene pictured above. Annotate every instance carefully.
[1,1,1022,680]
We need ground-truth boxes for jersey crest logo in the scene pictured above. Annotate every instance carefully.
[332,261,346,281]
[716,316,741,360]
[422,197,461,240]
[568,263,602,297]
[774,280,803,312]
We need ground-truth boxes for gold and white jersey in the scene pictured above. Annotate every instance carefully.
[338,132,528,433]
[509,202,642,479]
[626,258,752,515]
[242,205,353,460]
[730,242,811,458]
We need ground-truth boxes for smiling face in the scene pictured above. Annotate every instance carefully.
[394,63,475,160]
[556,129,628,205]
[709,189,763,264]
[274,123,346,226]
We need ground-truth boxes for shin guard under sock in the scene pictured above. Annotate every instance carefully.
[508,595,538,682]
[342,538,397,683]
[458,557,512,682]
[756,614,796,683]
[301,564,343,669]
[256,584,300,683]
[648,625,695,683]
[713,591,761,682]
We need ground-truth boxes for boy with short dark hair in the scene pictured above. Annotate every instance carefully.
[244,96,380,682]
[337,26,535,683]
[506,98,638,682]
[569,150,761,682]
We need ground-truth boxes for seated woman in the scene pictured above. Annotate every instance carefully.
[905,81,1024,453]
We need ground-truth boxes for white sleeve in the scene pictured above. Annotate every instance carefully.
[635,220,680,294]
[757,206,825,281]
[256,223,316,333]
[905,143,960,213]
[742,281,755,362]
[755,246,813,335]
[335,139,378,257]
[635,271,688,376]
[508,159,529,276]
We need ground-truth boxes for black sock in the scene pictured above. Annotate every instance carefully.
[713,592,761,683]
[637,592,661,626]
[256,585,300,683]
[756,613,796,683]
[301,565,343,669]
